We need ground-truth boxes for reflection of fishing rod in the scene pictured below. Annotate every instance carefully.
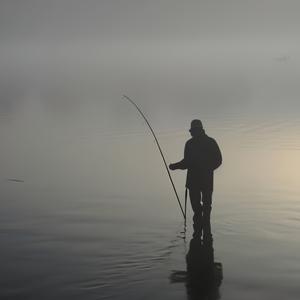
[123,95,186,220]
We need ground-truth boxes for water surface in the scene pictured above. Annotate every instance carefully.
[1,94,300,299]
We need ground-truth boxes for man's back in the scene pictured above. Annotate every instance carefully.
[184,133,222,190]
[169,121,222,191]
[185,134,222,171]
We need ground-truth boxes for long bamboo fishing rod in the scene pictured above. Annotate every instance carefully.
[123,95,186,219]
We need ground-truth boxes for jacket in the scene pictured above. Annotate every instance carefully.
[172,131,222,190]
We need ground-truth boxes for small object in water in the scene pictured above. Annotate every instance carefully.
[6,178,24,183]
[169,270,187,283]
[274,55,290,62]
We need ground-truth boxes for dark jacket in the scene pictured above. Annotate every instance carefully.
[172,130,222,190]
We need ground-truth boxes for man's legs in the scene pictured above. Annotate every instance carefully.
[189,189,213,236]
[189,188,202,214]
[202,190,213,238]
[189,188,203,235]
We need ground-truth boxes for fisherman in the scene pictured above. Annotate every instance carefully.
[169,119,222,231]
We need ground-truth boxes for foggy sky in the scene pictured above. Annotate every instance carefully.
[1,1,300,129]
[1,0,300,201]
[1,1,300,43]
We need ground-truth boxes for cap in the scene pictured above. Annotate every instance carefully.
[189,119,203,131]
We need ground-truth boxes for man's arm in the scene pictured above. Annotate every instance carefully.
[169,141,190,170]
[169,159,187,170]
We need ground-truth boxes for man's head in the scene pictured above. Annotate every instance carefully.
[189,119,204,136]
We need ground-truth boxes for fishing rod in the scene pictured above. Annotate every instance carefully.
[123,95,186,220]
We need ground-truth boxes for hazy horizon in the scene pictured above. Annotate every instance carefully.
[1,2,300,300]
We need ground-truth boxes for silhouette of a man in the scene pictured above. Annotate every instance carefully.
[169,120,222,228]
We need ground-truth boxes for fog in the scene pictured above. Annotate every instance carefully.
[1,2,300,299]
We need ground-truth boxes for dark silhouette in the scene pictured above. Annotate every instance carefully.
[169,119,222,226]
[170,215,223,299]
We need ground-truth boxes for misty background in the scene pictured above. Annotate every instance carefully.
[1,1,300,203]
[1,1,300,199]
[1,2,300,299]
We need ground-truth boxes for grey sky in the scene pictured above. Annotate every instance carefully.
[1,1,300,43]
[1,1,300,129]
[1,1,300,199]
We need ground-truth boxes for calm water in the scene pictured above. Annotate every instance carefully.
[0,96,300,300]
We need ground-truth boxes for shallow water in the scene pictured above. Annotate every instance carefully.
[0,94,300,300]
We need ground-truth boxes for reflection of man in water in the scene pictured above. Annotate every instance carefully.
[169,119,222,230]
[170,213,223,299]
